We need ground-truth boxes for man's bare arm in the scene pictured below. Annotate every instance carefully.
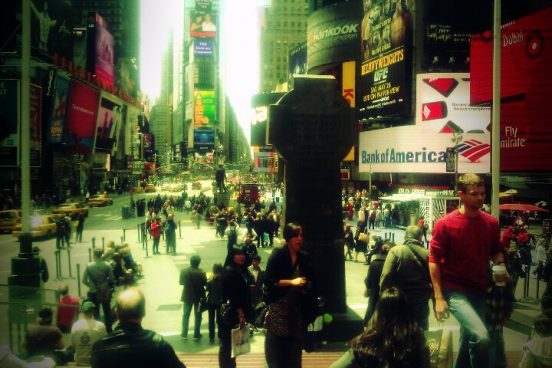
[429,262,449,321]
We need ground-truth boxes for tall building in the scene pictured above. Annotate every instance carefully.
[72,0,140,98]
[260,0,309,92]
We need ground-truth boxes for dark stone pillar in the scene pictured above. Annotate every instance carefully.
[269,76,355,314]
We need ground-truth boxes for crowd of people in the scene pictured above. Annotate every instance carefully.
[5,173,552,368]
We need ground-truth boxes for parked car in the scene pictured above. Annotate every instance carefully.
[87,193,114,207]
[12,214,61,239]
[52,202,89,219]
[0,209,22,233]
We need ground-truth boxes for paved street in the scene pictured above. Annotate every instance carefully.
[0,193,539,365]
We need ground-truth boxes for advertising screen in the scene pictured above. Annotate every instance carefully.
[65,80,100,153]
[94,93,123,153]
[307,1,362,71]
[193,90,216,128]
[190,10,217,39]
[0,80,19,167]
[30,84,42,167]
[359,126,490,174]
[470,7,552,171]
[359,73,491,174]
[288,43,307,83]
[251,92,285,147]
[416,73,490,134]
[194,39,214,56]
[359,0,413,117]
[48,76,70,143]
[193,127,215,151]
[88,12,115,89]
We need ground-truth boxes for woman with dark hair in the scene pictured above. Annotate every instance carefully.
[330,287,430,368]
[263,222,317,368]
[218,247,254,368]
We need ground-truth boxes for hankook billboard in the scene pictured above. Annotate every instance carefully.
[307,0,362,71]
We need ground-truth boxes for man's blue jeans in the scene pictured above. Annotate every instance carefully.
[444,289,490,368]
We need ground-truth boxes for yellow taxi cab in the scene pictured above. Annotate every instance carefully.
[87,193,114,207]
[52,202,89,219]
[0,209,22,233]
[145,184,157,193]
[12,214,61,239]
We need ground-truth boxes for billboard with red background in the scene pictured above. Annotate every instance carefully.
[470,7,552,171]
[65,80,100,153]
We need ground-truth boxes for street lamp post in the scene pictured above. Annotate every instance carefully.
[452,132,463,193]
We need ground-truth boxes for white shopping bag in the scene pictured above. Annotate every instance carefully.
[231,325,251,358]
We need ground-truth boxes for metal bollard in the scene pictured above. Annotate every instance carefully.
[88,248,92,262]
[120,236,124,245]
[144,235,149,257]
[123,228,126,242]
[76,264,82,297]
[67,248,73,278]
[179,220,182,239]
[102,237,105,250]
[392,233,395,242]
[55,249,61,280]
[92,237,96,249]
[137,223,141,242]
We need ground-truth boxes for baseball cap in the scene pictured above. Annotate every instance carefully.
[81,301,95,313]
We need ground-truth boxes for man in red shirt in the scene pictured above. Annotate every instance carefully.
[57,283,80,333]
[429,173,506,368]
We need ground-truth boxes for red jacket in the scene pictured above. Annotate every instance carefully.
[57,294,80,329]
[150,221,162,238]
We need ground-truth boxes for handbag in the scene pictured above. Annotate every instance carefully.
[425,328,453,368]
[199,297,208,313]
[264,296,290,336]
[231,325,251,358]
[220,301,239,327]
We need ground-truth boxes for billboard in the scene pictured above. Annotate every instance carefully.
[88,12,115,89]
[307,1,362,71]
[94,92,123,153]
[251,92,285,147]
[30,84,42,167]
[359,73,491,174]
[48,75,70,143]
[470,7,552,171]
[65,80,100,153]
[194,39,214,56]
[0,80,19,167]
[359,126,490,174]
[416,73,490,134]
[190,9,217,39]
[193,90,216,127]
[288,43,307,82]
[359,0,413,117]
[193,127,214,151]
